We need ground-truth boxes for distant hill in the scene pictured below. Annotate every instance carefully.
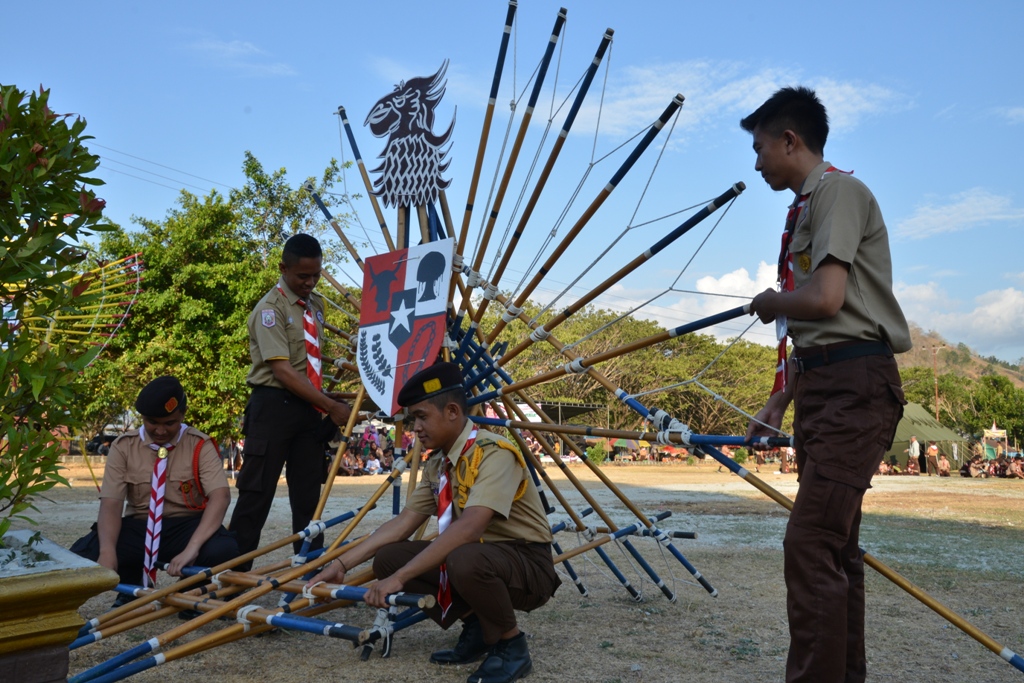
[897,323,1024,389]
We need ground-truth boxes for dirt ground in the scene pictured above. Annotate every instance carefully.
[19,461,1024,683]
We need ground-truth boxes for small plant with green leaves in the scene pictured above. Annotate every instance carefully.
[586,442,608,466]
[0,83,111,540]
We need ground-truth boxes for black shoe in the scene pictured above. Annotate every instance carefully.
[467,632,532,683]
[430,616,489,665]
[110,593,134,610]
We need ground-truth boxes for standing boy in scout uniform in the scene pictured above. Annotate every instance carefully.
[742,87,910,683]
[309,362,559,683]
[230,234,352,557]
[72,376,239,591]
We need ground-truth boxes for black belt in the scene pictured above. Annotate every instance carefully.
[249,384,309,404]
[792,340,891,373]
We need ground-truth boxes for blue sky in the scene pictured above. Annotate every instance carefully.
[11,0,1024,363]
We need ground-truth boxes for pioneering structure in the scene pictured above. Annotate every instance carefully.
[68,5,1022,681]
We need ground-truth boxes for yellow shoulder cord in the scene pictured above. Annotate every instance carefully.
[454,438,528,509]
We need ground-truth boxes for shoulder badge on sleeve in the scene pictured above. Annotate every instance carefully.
[261,309,276,328]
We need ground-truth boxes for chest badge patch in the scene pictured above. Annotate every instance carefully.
[798,253,812,273]
[316,310,325,324]
[261,310,276,328]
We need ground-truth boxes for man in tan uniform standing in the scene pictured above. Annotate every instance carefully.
[229,233,352,558]
[742,87,909,682]
[309,362,559,683]
[72,376,238,595]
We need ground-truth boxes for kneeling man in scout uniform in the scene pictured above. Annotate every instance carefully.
[72,376,239,596]
[309,362,559,683]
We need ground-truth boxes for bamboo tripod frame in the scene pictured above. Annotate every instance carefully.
[70,3,1022,680]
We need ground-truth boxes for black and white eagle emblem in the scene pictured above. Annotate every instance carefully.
[364,61,456,208]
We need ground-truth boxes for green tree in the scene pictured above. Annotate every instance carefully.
[1,84,112,539]
[81,154,354,439]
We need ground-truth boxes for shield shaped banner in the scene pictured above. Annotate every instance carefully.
[358,237,453,416]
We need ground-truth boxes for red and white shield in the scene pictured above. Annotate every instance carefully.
[358,238,453,416]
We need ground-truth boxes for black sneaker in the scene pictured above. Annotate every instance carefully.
[430,616,490,665]
[467,632,532,683]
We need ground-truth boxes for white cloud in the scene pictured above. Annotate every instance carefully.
[895,188,1024,240]
[186,38,296,77]
[563,263,777,347]
[996,106,1024,124]
[568,61,905,141]
[895,281,1024,360]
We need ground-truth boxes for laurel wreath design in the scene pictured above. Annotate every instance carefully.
[358,330,386,394]
[371,333,392,378]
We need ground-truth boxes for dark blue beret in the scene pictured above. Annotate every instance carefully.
[396,362,464,407]
[135,376,187,417]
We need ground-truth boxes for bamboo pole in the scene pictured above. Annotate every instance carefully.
[472,28,614,327]
[484,94,685,345]
[499,183,744,365]
[472,304,750,400]
[336,106,395,251]
[416,204,431,245]
[312,387,366,522]
[457,8,567,318]
[450,0,518,308]
[306,182,366,272]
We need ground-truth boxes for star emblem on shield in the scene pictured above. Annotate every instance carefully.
[358,238,453,415]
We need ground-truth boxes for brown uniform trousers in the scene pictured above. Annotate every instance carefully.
[786,352,904,683]
[373,539,559,644]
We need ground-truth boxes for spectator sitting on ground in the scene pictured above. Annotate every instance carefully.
[1007,455,1024,480]
[968,455,985,478]
[905,457,919,476]
[938,453,951,477]
[877,460,890,475]
[366,453,382,475]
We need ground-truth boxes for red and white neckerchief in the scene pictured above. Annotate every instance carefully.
[278,285,323,396]
[139,423,187,588]
[436,428,478,619]
[771,166,847,396]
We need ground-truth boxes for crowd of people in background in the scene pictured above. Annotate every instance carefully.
[876,435,1024,480]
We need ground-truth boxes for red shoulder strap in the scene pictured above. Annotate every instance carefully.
[188,438,216,510]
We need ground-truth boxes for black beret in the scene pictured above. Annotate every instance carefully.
[396,362,464,407]
[135,376,187,417]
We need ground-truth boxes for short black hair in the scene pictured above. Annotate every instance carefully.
[740,86,829,155]
[422,387,468,415]
[282,233,323,265]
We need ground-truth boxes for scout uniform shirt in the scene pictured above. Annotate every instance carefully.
[787,161,912,353]
[246,279,326,388]
[100,426,228,518]
[406,421,552,544]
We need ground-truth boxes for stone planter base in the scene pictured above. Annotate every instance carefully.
[0,644,70,683]
[0,530,119,683]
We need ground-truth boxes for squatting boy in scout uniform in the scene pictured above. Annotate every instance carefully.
[229,233,352,558]
[309,362,559,683]
[71,376,239,596]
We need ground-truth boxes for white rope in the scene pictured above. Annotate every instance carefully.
[236,605,260,631]
[209,571,228,590]
[529,327,550,342]
[501,302,523,323]
[302,581,325,602]
[482,282,499,300]
[563,358,587,374]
